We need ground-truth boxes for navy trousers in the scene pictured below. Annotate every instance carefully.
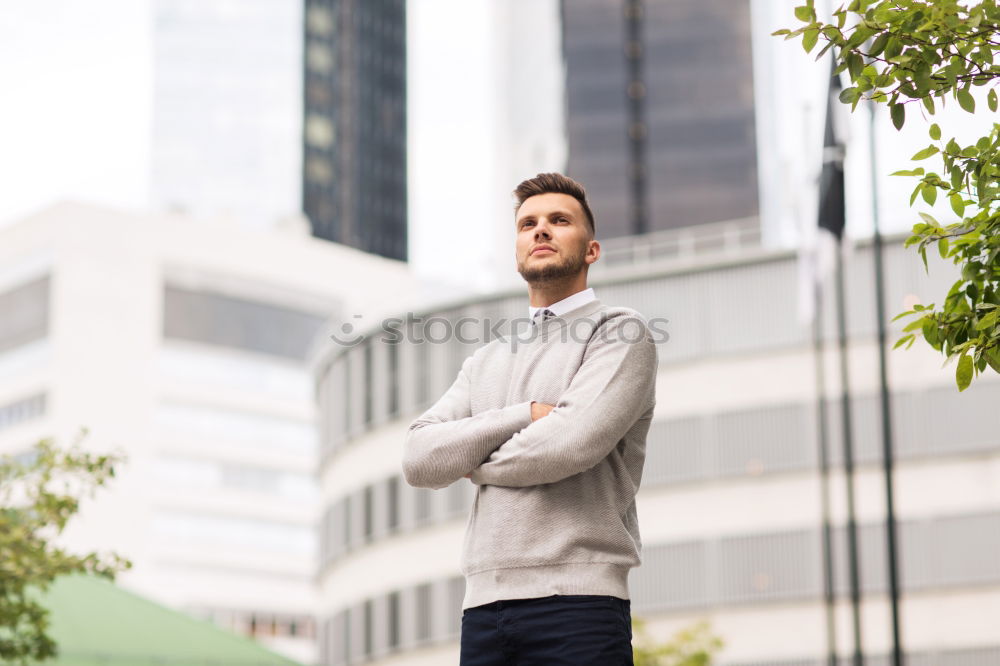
[459,594,633,666]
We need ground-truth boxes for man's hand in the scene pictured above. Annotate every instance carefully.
[465,401,554,478]
[530,401,555,421]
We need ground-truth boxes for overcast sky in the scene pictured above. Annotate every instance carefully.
[0,1,152,226]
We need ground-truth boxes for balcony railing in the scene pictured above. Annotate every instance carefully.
[592,216,762,273]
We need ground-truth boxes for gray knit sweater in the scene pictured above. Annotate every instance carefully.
[402,298,658,610]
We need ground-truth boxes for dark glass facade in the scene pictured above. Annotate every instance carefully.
[562,0,759,239]
[303,0,407,261]
[162,285,328,360]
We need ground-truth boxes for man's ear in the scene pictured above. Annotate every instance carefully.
[585,239,601,265]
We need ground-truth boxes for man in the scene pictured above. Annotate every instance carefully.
[402,173,658,665]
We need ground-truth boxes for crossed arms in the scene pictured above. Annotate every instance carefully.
[401,315,657,490]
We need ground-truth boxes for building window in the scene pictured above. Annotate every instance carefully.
[387,591,400,649]
[343,495,352,550]
[343,355,352,435]
[387,337,399,417]
[363,485,374,541]
[386,477,399,532]
[414,488,432,525]
[162,285,327,361]
[305,113,335,148]
[0,393,46,433]
[415,583,432,642]
[305,155,334,183]
[306,6,334,36]
[342,609,351,663]
[363,343,374,426]
[0,275,50,355]
[415,339,430,406]
[363,599,373,657]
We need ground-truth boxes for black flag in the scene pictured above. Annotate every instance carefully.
[799,58,850,326]
[818,61,846,240]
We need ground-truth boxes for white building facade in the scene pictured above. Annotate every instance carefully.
[314,236,1000,665]
[0,202,427,664]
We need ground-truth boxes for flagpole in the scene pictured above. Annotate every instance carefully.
[868,96,905,666]
[834,243,864,666]
[812,278,838,666]
[822,55,865,666]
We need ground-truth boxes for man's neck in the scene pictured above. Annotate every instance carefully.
[526,276,589,308]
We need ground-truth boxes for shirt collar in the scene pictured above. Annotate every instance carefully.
[528,287,596,321]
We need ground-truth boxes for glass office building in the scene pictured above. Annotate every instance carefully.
[302,0,408,261]
[561,0,759,238]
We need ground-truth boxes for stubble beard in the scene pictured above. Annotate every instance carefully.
[517,245,588,285]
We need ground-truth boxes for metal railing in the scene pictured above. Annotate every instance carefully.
[593,216,762,272]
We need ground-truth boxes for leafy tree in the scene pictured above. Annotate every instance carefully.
[632,618,723,666]
[0,435,131,665]
[776,0,1000,390]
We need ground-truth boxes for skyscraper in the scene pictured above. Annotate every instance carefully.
[561,0,759,239]
[303,0,408,261]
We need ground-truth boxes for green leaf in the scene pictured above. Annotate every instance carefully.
[976,310,999,331]
[957,88,975,113]
[950,193,965,217]
[922,315,938,346]
[911,145,939,160]
[989,89,998,113]
[921,183,937,206]
[987,348,1000,373]
[922,95,935,115]
[890,103,905,130]
[950,166,964,190]
[772,28,792,36]
[938,237,949,258]
[803,28,819,53]
[794,5,812,21]
[891,168,925,177]
[839,87,858,104]
[930,123,941,140]
[847,52,864,79]
[956,353,973,391]
[893,334,914,349]
[868,32,890,56]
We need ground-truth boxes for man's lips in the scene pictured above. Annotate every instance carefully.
[531,246,556,255]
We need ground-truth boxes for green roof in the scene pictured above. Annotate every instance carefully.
[30,575,303,666]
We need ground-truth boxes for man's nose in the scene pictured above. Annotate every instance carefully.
[534,219,552,239]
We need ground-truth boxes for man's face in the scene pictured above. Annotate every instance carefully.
[515,192,596,284]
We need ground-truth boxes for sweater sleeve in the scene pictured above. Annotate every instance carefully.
[469,315,657,488]
[402,354,533,489]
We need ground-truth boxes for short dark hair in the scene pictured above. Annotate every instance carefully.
[513,172,596,235]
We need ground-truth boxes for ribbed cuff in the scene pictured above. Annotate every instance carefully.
[462,562,632,610]
[499,400,533,435]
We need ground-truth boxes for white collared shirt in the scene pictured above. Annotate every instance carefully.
[528,287,596,323]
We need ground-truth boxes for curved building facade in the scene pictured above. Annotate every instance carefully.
[315,235,1000,665]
